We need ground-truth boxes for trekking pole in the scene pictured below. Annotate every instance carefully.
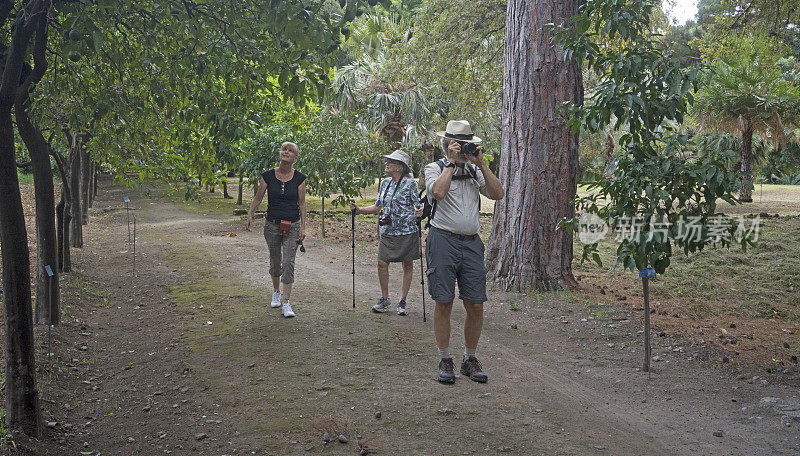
[417,219,427,323]
[350,198,356,309]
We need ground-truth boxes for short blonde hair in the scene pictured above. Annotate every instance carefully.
[282,141,299,156]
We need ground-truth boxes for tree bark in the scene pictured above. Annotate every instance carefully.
[53,139,73,273]
[0,0,46,436]
[222,180,232,199]
[13,8,58,325]
[16,97,59,326]
[0,125,41,436]
[68,133,83,248]
[237,169,244,205]
[81,147,90,224]
[486,0,583,292]
[56,197,64,271]
[88,161,95,208]
[740,117,754,203]
[60,186,72,272]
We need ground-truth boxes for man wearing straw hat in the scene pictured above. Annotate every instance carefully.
[424,120,504,384]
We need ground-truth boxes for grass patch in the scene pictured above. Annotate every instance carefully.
[17,170,35,184]
[685,303,718,320]
[575,217,800,322]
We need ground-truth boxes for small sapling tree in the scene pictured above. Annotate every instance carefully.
[555,0,759,372]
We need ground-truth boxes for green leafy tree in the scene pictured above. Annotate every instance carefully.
[2,0,372,436]
[385,0,505,157]
[297,111,389,235]
[700,0,800,57]
[693,34,800,201]
[331,13,433,150]
[556,0,753,372]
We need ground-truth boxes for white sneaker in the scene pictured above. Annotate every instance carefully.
[282,301,295,318]
[270,291,281,308]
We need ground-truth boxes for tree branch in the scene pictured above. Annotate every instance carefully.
[0,0,48,110]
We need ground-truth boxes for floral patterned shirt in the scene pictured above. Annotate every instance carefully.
[375,177,421,236]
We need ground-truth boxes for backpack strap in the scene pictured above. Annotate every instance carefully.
[425,161,445,228]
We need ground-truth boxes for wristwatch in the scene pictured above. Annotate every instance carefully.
[442,157,456,169]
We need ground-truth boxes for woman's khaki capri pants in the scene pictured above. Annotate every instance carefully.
[264,220,301,284]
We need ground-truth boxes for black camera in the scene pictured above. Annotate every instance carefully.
[460,141,479,156]
[378,214,392,227]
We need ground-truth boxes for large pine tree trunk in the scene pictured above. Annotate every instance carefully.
[740,117,754,203]
[486,0,583,292]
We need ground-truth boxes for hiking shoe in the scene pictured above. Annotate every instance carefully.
[282,301,295,318]
[460,355,488,383]
[397,299,407,316]
[372,297,391,313]
[437,358,456,384]
[270,291,281,308]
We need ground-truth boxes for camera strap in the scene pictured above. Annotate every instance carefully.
[380,178,404,216]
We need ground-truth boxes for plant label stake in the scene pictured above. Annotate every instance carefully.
[640,267,656,376]
[45,265,54,364]
[124,196,131,245]
[350,198,356,309]
[132,212,137,276]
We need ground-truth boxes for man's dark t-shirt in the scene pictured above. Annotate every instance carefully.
[262,169,306,222]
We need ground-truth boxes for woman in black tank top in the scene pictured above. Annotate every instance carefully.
[245,142,307,318]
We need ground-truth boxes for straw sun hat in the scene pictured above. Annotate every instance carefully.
[436,120,482,143]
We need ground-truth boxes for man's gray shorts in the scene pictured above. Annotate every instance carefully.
[425,227,487,304]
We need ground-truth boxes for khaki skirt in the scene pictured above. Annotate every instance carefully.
[378,232,421,263]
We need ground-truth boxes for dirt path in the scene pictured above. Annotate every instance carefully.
[22,182,800,455]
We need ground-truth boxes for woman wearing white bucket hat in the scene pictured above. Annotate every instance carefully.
[350,150,424,316]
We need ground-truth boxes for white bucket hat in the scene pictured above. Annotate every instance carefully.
[436,120,482,143]
[384,149,411,168]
